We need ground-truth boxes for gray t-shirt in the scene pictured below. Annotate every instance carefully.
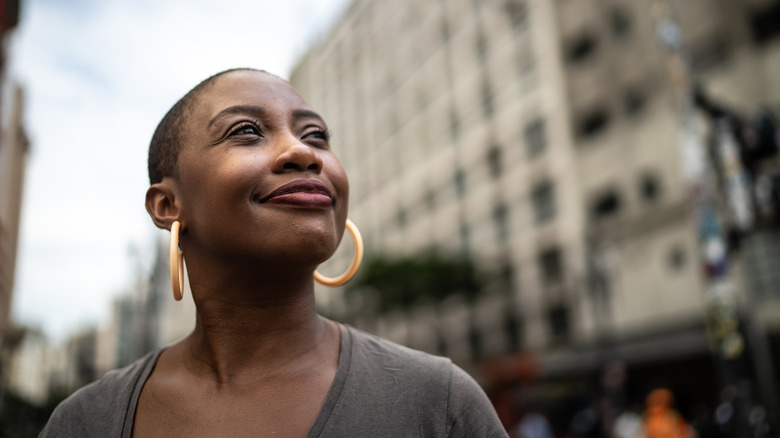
[41,324,508,437]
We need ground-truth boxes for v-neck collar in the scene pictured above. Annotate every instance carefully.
[122,324,352,438]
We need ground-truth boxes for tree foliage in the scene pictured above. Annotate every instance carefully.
[345,252,485,313]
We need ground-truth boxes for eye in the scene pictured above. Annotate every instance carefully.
[303,128,330,143]
[228,122,261,137]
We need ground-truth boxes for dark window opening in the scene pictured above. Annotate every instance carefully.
[750,2,780,45]
[547,305,570,338]
[577,107,610,139]
[538,247,564,286]
[639,174,660,202]
[397,208,407,229]
[500,263,515,292]
[460,223,471,257]
[493,203,509,241]
[454,169,466,197]
[504,0,528,31]
[525,118,547,157]
[504,311,521,352]
[668,245,686,271]
[481,77,494,118]
[476,31,488,62]
[531,180,556,224]
[441,17,451,42]
[468,323,483,362]
[449,108,460,141]
[566,32,598,64]
[610,8,631,39]
[624,90,646,117]
[487,146,503,177]
[591,189,622,219]
[436,331,448,357]
[425,188,436,211]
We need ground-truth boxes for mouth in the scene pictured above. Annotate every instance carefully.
[255,179,334,208]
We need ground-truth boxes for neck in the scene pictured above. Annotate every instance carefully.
[179,258,335,386]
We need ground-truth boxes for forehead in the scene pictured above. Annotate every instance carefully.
[193,71,312,123]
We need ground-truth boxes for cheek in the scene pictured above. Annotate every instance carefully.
[180,150,268,214]
[326,156,349,201]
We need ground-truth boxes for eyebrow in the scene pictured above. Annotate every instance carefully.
[292,109,326,125]
[208,105,266,127]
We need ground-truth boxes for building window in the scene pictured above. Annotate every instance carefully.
[610,8,631,39]
[468,323,483,362]
[624,89,646,117]
[576,106,610,139]
[531,180,556,224]
[425,188,436,211]
[397,208,407,229]
[487,145,503,178]
[454,169,466,197]
[668,245,686,271]
[538,247,564,286]
[441,16,451,43]
[591,189,621,219]
[500,263,515,292]
[460,222,471,257]
[436,330,448,356]
[525,118,547,157]
[449,108,460,141]
[481,76,494,118]
[493,203,509,242]
[750,2,780,45]
[476,31,488,62]
[566,31,598,64]
[547,304,570,338]
[504,310,521,352]
[639,173,660,202]
[504,0,528,32]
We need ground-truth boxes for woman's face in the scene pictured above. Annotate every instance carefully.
[174,70,349,270]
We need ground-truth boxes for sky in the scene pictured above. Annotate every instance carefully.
[9,0,351,341]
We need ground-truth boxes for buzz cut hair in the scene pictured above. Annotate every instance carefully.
[147,67,275,184]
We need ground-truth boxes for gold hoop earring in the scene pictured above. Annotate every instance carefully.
[314,219,364,287]
[170,221,184,301]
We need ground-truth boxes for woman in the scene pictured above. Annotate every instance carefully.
[41,68,507,437]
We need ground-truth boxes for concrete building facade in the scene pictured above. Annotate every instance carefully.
[290,0,780,427]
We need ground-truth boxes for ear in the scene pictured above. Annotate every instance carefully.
[145,178,184,230]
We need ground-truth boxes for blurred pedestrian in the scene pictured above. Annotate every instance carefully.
[613,404,645,438]
[642,388,693,438]
[513,411,554,438]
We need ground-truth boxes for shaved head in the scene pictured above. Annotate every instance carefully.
[147,68,280,184]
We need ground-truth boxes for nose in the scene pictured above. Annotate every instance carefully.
[272,134,323,173]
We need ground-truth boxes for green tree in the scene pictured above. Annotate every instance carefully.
[345,252,486,314]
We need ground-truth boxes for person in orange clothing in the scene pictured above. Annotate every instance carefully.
[643,388,693,438]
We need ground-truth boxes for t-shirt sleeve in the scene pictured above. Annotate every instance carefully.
[445,364,509,438]
[38,348,162,438]
[39,393,96,438]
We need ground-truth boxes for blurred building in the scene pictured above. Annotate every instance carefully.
[102,239,195,370]
[0,84,28,350]
[5,328,51,406]
[148,235,195,348]
[290,0,780,429]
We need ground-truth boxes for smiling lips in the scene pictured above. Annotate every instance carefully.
[259,179,333,208]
